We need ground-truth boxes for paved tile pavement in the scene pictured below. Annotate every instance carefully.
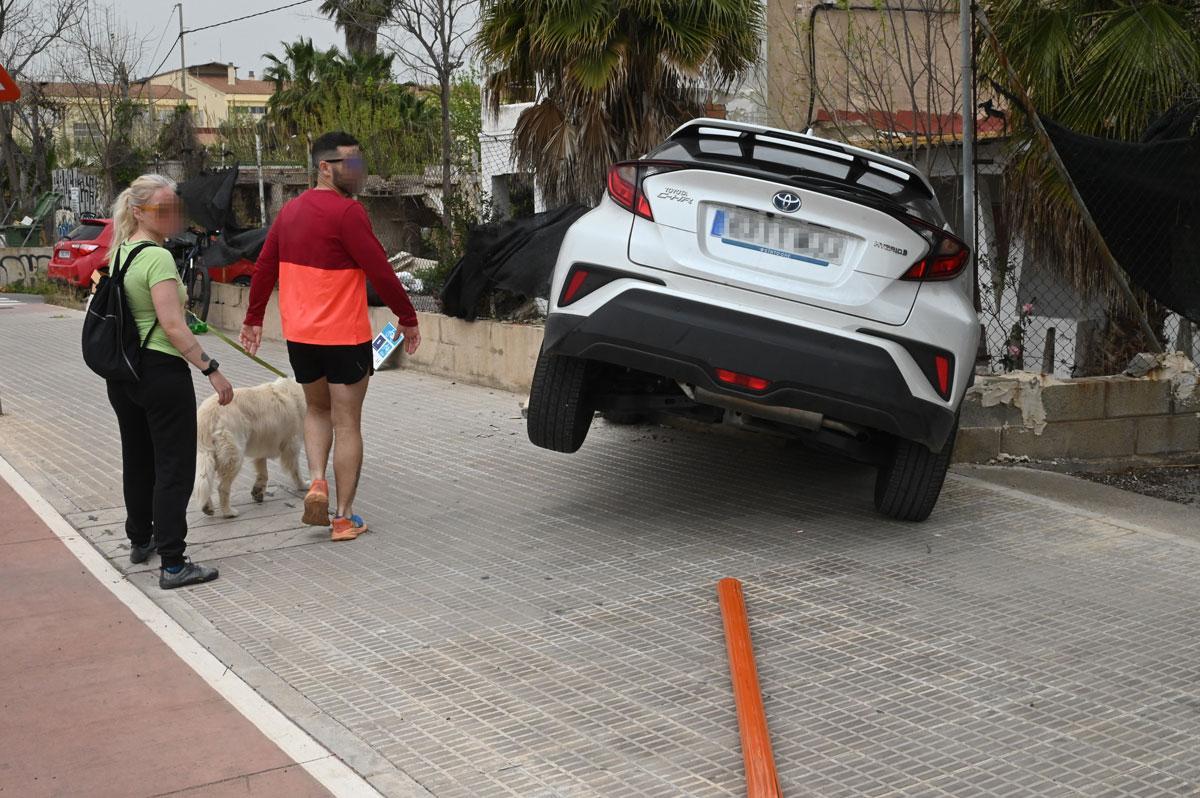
[2,300,1200,797]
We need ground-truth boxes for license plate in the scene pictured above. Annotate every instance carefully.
[56,250,70,259]
[709,205,847,267]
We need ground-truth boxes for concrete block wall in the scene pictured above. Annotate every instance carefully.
[955,374,1200,463]
[208,283,542,395]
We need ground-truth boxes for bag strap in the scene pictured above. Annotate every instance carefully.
[114,240,157,281]
[115,241,163,349]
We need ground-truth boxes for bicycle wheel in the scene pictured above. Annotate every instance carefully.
[186,258,211,322]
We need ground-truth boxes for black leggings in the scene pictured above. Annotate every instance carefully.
[106,350,196,568]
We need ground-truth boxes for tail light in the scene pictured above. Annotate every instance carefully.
[859,329,955,401]
[606,161,683,221]
[74,243,100,254]
[901,219,969,281]
[558,263,665,307]
[933,353,951,398]
[715,368,771,392]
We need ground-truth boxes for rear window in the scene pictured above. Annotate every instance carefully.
[65,222,106,241]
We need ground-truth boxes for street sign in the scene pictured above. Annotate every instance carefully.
[0,65,19,102]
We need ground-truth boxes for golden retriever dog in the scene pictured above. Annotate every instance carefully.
[195,377,307,518]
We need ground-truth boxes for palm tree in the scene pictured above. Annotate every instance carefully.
[262,38,343,134]
[319,0,393,57]
[478,0,764,207]
[982,0,1200,370]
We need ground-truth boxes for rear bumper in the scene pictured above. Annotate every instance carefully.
[46,263,78,284]
[543,290,958,450]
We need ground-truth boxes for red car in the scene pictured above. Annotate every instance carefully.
[48,220,255,288]
[48,218,113,288]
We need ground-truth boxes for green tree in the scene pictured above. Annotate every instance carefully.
[478,0,764,206]
[259,38,441,176]
[983,0,1200,371]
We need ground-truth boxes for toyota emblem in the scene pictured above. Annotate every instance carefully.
[772,191,802,213]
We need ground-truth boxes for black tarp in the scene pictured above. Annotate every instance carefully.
[176,166,270,268]
[200,227,269,268]
[439,204,590,320]
[1042,104,1200,324]
[177,167,239,232]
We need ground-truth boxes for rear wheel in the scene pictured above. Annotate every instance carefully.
[873,423,958,522]
[527,350,593,453]
[186,260,211,322]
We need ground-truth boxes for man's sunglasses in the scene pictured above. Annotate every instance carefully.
[323,156,365,169]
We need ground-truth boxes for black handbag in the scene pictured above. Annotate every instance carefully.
[81,241,158,382]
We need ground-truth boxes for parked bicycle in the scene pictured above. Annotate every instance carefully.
[166,227,214,323]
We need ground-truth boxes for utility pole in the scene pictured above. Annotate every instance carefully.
[176,3,187,107]
[960,0,975,259]
[255,131,267,224]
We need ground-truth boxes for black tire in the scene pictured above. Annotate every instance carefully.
[232,275,252,287]
[186,260,211,322]
[873,423,958,522]
[527,349,593,453]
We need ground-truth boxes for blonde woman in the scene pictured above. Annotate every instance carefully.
[105,174,232,589]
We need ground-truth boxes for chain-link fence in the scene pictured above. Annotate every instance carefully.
[972,55,1199,378]
[973,162,1199,379]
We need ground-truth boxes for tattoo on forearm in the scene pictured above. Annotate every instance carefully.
[200,352,211,364]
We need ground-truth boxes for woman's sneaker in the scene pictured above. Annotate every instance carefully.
[302,479,330,526]
[159,558,219,590]
[129,537,157,565]
[331,514,368,542]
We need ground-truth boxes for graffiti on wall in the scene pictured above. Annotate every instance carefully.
[0,251,51,286]
[52,168,103,217]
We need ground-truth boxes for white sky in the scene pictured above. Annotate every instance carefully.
[115,0,343,80]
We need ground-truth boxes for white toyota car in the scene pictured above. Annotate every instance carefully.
[527,119,979,521]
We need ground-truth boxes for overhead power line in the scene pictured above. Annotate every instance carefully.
[184,0,315,35]
[145,6,179,74]
[146,37,181,81]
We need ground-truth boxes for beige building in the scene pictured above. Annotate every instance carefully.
[25,61,275,153]
[144,61,275,142]
[26,80,188,154]
[766,0,968,145]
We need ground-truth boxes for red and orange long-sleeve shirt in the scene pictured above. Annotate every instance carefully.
[244,189,418,345]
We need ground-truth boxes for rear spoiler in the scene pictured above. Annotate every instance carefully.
[667,118,936,200]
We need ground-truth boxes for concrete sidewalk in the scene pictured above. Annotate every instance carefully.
[0,476,333,798]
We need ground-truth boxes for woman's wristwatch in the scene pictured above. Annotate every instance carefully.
[201,360,220,377]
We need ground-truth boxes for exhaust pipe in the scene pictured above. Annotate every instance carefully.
[681,383,868,440]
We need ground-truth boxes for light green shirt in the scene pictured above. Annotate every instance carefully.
[116,240,186,358]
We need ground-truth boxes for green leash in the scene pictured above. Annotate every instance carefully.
[186,311,288,379]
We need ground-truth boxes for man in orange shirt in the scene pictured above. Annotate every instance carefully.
[240,131,421,541]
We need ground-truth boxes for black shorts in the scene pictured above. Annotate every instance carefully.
[287,341,374,385]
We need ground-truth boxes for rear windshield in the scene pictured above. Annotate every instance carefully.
[65,222,106,241]
[650,133,945,225]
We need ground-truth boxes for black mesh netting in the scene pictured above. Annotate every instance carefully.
[440,204,590,320]
[1042,103,1200,324]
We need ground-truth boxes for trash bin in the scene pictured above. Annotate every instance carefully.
[0,225,42,247]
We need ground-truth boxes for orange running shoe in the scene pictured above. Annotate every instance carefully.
[331,514,368,542]
[302,479,330,526]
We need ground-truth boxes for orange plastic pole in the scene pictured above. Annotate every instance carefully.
[718,577,783,798]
